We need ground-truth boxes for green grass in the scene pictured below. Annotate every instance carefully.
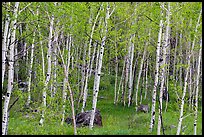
[7,74,202,135]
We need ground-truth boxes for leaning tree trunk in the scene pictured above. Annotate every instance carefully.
[57,42,77,135]
[2,2,19,135]
[61,35,71,125]
[149,8,163,132]
[176,7,202,135]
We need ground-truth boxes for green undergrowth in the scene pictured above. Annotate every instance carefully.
[7,74,202,135]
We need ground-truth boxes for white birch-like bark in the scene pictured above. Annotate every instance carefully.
[82,6,101,112]
[2,2,10,88]
[61,35,71,125]
[157,2,170,135]
[51,24,59,98]
[2,2,19,135]
[128,34,135,107]
[89,2,113,129]
[144,57,149,100]
[116,58,126,104]
[26,7,39,107]
[57,43,77,135]
[114,30,118,105]
[135,39,147,110]
[39,11,54,126]
[26,29,36,107]
[149,8,163,132]
[89,42,97,78]
[194,39,201,135]
[176,7,202,135]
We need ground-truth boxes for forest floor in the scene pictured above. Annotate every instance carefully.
[7,75,202,135]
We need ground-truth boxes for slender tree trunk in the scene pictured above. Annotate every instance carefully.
[81,6,101,112]
[157,2,170,135]
[26,28,36,107]
[135,39,147,111]
[128,34,135,107]
[117,57,125,104]
[193,39,201,135]
[39,10,54,126]
[2,2,19,135]
[149,7,163,132]
[144,55,149,100]
[114,39,118,105]
[57,43,77,135]
[2,2,10,88]
[61,35,71,125]
[177,7,202,135]
[89,2,114,129]
[51,24,59,98]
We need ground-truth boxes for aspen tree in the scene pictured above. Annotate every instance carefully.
[135,36,147,110]
[194,39,201,135]
[89,2,115,129]
[61,35,71,125]
[26,7,39,107]
[57,41,77,135]
[2,2,10,88]
[128,34,135,107]
[176,7,202,135]
[114,17,118,105]
[149,3,163,132]
[117,57,126,104]
[39,3,55,125]
[82,4,101,112]
[157,2,170,135]
[2,2,19,135]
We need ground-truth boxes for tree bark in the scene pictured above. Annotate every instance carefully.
[2,2,19,135]
[149,6,163,132]
[39,9,54,126]
[194,39,201,135]
[2,2,10,88]
[176,7,202,135]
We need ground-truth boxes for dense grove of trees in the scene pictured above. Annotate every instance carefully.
[2,2,202,135]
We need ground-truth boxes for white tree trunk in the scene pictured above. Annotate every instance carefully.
[89,3,114,129]
[177,7,202,135]
[2,2,19,135]
[26,29,36,107]
[194,39,201,135]
[82,6,101,112]
[2,2,10,88]
[144,58,149,100]
[61,35,71,125]
[149,9,163,132]
[128,34,135,107]
[39,12,54,126]
[116,57,126,104]
[135,39,147,110]
[57,43,77,135]
[157,2,170,135]
[114,36,118,105]
[51,23,59,98]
